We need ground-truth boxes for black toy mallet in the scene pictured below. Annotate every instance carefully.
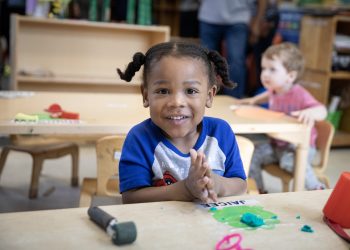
[88,206,137,245]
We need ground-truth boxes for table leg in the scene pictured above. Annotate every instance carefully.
[268,125,311,192]
[293,143,308,191]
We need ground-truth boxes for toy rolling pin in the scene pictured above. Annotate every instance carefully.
[88,206,137,245]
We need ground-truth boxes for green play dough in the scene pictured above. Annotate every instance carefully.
[210,206,280,230]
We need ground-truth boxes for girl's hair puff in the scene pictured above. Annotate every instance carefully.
[263,42,305,83]
[117,41,236,90]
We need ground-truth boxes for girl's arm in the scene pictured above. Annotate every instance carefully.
[238,91,269,105]
[122,180,195,204]
[122,175,247,204]
[291,105,327,125]
[211,174,247,197]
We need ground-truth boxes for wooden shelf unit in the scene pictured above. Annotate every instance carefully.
[299,14,350,146]
[10,15,170,93]
[153,0,180,37]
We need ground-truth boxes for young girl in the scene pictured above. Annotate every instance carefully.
[117,41,247,204]
[239,42,327,192]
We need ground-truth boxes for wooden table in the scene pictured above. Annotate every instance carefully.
[0,91,310,191]
[0,190,348,250]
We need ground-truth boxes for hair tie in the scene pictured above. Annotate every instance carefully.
[133,52,146,66]
[207,51,216,61]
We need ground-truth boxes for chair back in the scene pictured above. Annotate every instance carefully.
[96,135,126,196]
[235,136,255,176]
[313,120,335,173]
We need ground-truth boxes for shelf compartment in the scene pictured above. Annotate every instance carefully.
[10,15,170,92]
[332,131,350,147]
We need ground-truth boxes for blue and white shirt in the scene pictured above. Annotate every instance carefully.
[119,117,246,193]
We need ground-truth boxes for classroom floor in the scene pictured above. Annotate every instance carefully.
[0,140,349,213]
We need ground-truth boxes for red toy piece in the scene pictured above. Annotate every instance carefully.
[45,103,80,120]
[59,111,79,120]
[45,103,63,113]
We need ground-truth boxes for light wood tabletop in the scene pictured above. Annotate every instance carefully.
[0,91,311,191]
[0,190,348,250]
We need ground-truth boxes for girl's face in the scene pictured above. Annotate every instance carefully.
[142,56,216,149]
[260,55,297,94]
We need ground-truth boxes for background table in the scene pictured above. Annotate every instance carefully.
[0,91,311,191]
[0,190,348,250]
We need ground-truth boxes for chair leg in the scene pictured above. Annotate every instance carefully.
[29,156,44,199]
[247,178,259,195]
[281,179,290,192]
[0,147,10,181]
[319,176,330,189]
[324,177,330,189]
[70,147,79,187]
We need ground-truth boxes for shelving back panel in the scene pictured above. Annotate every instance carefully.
[10,15,170,91]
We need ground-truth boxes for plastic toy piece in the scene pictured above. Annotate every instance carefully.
[45,103,80,120]
[215,233,252,250]
[59,111,79,120]
[45,103,63,113]
[14,113,39,122]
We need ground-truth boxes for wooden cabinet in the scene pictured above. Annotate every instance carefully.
[153,0,180,37]
[10,15,170,93]
[299,15,350,146]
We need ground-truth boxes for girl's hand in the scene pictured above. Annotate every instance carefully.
[185,149,217,202]
[291,109,315,127]
[203,163,218,202]
[185,149,208,201]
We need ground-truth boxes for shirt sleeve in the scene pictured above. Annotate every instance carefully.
[217,120,247,180]
[119,127,154,193]
[298,85,323,109]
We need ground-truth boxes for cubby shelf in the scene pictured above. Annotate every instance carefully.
[10,14,170,93]
[300,14,350,146]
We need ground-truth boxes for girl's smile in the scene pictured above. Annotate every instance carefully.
[166,115,191,123]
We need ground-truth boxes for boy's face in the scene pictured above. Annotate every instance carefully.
[260,55,297,94]
[142,56,216,144]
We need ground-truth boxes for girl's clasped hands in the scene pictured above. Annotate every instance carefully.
[185,149,218,203]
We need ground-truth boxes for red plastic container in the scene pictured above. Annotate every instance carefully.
[323,172,350,228]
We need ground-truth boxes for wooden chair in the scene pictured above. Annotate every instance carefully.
[235,136,259,194]
[263,120,335,192]
[0,142,79,198]
[79,135,125,207]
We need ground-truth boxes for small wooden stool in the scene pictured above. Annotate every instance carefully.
[0,142,79,199]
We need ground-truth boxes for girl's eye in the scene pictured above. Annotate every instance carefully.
[186,88,199,95]
[155,89,169,95]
